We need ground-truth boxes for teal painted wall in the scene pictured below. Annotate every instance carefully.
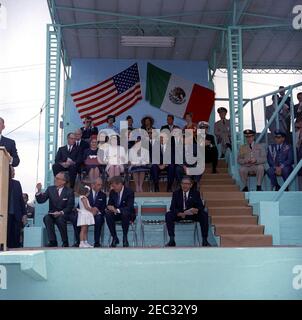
[1,248,302,300]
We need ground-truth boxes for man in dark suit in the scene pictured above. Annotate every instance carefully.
[7,167,27,248]
[160,114,180,132]
[87,178,107,247]
[105,176,135,247]
[35,172,75,247]
[74,128,90,151]
[150,132,175,192]
[80,116,99,141]
[0,117,20,167]
[52,132,82,188]
[165,176,210,247]
[199,121,218,173]
[22,193,35,220]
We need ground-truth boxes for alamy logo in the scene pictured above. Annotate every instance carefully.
[292,265,302,290]
[0,3,7,30]
[0,265,7,290]
[292,5,302,30]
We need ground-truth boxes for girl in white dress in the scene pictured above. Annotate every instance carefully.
[76,185,95,248]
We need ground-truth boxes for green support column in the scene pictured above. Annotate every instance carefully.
[45,24,62,186]
[226,26,244,178]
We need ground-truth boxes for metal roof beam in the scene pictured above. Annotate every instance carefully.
[54,5,226,31]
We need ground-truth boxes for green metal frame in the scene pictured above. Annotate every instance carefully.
[45,24,61,186]
[44,0,300,186]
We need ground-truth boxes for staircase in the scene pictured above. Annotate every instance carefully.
[202,160,273,247]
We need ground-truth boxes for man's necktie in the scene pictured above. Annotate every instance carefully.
[223,120,225,125]
[249,144,252,150]
[117,192,121,207]
[183,192,187,211]
[93,192,97,204]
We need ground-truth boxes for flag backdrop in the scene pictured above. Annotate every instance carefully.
[145,62,215,122]
[71,63,142,126]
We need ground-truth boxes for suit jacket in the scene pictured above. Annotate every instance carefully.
[87,190,106,215]
[294,103,302,122]
[160,124,180,132]
[0,136,20,167]
[238,143,266,166]
[81,126,99,140]
[169,188,205,214]
[267,143,294,168]
[75,139,89,152]
[265,104,289,134]
[25,204,35,218]
[35,185,74,215]
[108,187,135,219]
[8,179,26,221]
[55,145,82,166]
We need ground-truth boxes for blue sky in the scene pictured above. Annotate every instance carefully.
[0,0,301,200]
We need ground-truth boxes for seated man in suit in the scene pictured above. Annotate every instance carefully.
[165,176,210,247]
[87,177,107,247]
[35,172,75,247]
[105,176,135,248]
[52,132,82,188]
[150,131,175,192]
[238,129,266,192]
[0,117,20,167]
[267,130,294,191]
[7,167,27,248]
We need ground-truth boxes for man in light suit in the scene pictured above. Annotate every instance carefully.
[238,129,266,192]
[214,107,231,158]
[105,176,135,247]
[267,130,294,191]
[0,117,20,167]
[7,167,27,248]
[52,133,82,188]
[165,176,210,247]
[35,172,75,247]
[87,178,107,247]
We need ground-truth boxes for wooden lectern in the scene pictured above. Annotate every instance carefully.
[0,147,10,251]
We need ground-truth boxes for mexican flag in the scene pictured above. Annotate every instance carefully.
[145,63,215,122]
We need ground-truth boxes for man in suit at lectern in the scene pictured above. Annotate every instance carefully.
[36,172,75,247]
[0,117,20,167]
[7,167,27,248]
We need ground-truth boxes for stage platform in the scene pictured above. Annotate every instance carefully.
[0,247,302,300]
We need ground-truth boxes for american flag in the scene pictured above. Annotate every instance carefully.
[71,63,142,126]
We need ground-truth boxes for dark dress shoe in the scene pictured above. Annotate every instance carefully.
[123,239,129,247]
[241,186,248,192]
[154,185,160,192]
[62,242,69,247]
[72,243,79,247]
[202,239,211,247]
[256,185,262,191]
[94,243,101,248]
[165,240,176,247]
[212,168,217,174]
[110,237,119,247]
[46,241,58,247]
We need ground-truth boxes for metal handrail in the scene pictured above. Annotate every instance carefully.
[273,159,302,201]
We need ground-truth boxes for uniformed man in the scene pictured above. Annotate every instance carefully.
[267,130,293,191]
[237,129,266,192]
[214,107,231,158]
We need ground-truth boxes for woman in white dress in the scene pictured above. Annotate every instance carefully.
[104,134,127,178]
[76,185,95,248]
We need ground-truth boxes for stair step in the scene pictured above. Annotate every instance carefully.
[200,185,239,192]
[220,234,273,247]
[201,179,235,185]
[214,224,264,235]
[205,200,248,207]
[205,160,228,168]
[211,215,258,225]
[202,191,245,200]
[202,173,232,180]
[208,206,253,216]
[204,167,228,173]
